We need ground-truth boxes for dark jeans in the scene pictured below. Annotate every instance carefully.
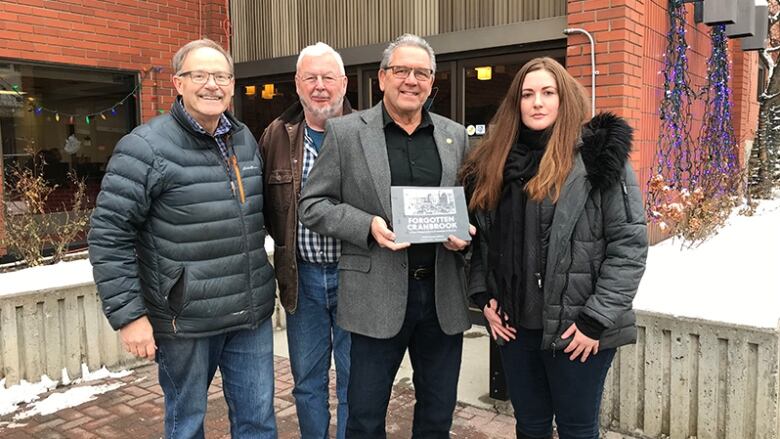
[346,276,463,439]
[156,319,276,439]
[500,327,615,439]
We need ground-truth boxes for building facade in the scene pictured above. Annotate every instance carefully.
[0,0,762,255]
[0,0,230,257]
[231,0,761,244]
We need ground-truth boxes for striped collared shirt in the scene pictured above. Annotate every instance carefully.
[297,125,340,263]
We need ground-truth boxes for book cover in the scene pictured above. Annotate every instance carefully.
[391,186,471,244]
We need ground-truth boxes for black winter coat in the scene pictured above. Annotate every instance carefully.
[88,102,276,338]
[468,113,648,350]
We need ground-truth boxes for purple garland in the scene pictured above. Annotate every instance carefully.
[698,24,739,195]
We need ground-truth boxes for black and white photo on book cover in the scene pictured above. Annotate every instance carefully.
[390,186,471,244]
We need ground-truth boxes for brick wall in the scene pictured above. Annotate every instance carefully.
[731,45,760,165]
[567,0,646,180]
[0,0,231,257]
[567,0,760,243]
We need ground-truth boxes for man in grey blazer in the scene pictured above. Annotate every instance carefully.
[299,34,472,438]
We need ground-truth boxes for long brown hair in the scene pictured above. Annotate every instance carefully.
[460,57,589,209]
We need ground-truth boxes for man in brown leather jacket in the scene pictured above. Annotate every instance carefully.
[259,42,352,439]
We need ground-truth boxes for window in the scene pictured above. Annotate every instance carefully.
[0,61,138,251]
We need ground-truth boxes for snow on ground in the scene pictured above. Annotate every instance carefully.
[0,376,57,416]
[0,364,131,422]
[12,382,125,420]
[77,364,132,383]
[635,197,780,328]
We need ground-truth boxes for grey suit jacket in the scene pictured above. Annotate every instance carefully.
[299,103,471,339]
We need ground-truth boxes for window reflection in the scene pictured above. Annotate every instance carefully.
[1,63,136,213]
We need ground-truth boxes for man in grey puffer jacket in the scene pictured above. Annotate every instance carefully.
[88,39,277,438]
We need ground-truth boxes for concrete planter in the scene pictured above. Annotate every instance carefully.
[601,311,779,439]
[1,263,778,438]
[0,281,142,386]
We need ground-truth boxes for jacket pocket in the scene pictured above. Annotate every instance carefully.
[267,169,294,213]
[268,169,293,184]
[338,254,371,273]
[165,265,188,316]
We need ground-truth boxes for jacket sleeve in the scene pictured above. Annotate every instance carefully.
[298,120,376,249]
[582,162,648,328]
[87,132,163,330]
[257,126,276,241]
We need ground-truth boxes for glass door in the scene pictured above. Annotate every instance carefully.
[458,50,565,142]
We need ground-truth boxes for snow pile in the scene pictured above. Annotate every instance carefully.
[77,364,132,383]
[0,364,132,422]
[0,237,275,297]
[0,376,57,416]
[13,382,124,419]
[0,258,93,296]
[635,197,780,328]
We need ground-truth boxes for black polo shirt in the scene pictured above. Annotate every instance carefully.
[382,103,442,269]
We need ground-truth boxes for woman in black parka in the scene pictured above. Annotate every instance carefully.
[460,57,648,439]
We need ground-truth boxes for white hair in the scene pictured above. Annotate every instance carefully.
[296,42,345,75]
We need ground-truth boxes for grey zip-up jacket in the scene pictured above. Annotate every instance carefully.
[88,102,276,338]
[468,113,648,350]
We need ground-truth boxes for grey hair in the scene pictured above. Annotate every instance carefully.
[172,39,234,74]
[296,42,345,75]
[379,34,436,74]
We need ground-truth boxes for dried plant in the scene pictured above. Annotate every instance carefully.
[1,149,90,267]
[647,173,740,248]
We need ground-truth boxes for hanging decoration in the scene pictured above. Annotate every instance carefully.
[647,1,741,246]
[0,66,164,123]
[697,24,740,196]
[647,0,698,225]
[63,134,82,155]
[650,0,697,196]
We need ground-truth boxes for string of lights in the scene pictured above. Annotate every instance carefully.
[648,0,698,217]
[0,66,163,124]
[659,0,696,183]
[698,24,740,196]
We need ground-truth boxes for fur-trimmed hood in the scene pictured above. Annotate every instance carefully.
[579,112,634,190]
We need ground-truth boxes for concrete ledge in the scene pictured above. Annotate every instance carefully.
[601,311,779,439]
[0,283,143,386]
[1,280,778,439]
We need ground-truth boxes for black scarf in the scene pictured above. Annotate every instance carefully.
[488,125,547,326]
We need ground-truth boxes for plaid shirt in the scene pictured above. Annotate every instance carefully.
[176,98,234,178]
[297,125,340,264]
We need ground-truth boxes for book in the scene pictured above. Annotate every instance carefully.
[390,186,471,244]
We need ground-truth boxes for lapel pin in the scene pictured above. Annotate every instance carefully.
[446,138,453,144]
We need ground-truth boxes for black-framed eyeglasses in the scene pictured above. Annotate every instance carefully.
[177,70,234,86]
[384,65,434,81]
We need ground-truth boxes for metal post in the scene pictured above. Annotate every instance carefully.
[563,28,597,118]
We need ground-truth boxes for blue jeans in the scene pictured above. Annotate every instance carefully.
[346,276,463,439]
[156,318,277,439]
[286,259,351,439]
[499,326,615,439]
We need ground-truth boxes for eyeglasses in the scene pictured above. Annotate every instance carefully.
[384,65,434,81]
[177,70,234,86]
[297,74,344,86]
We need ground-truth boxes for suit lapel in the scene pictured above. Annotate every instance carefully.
[434,124,456,187]
[359,105,392,219]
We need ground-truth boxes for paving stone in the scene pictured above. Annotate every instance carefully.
[0,356,634,439]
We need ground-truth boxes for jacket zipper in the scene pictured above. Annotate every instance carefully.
[550,233,575,356]
[621,180,633,222]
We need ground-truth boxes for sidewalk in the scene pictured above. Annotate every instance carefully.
[0,355,519,439]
